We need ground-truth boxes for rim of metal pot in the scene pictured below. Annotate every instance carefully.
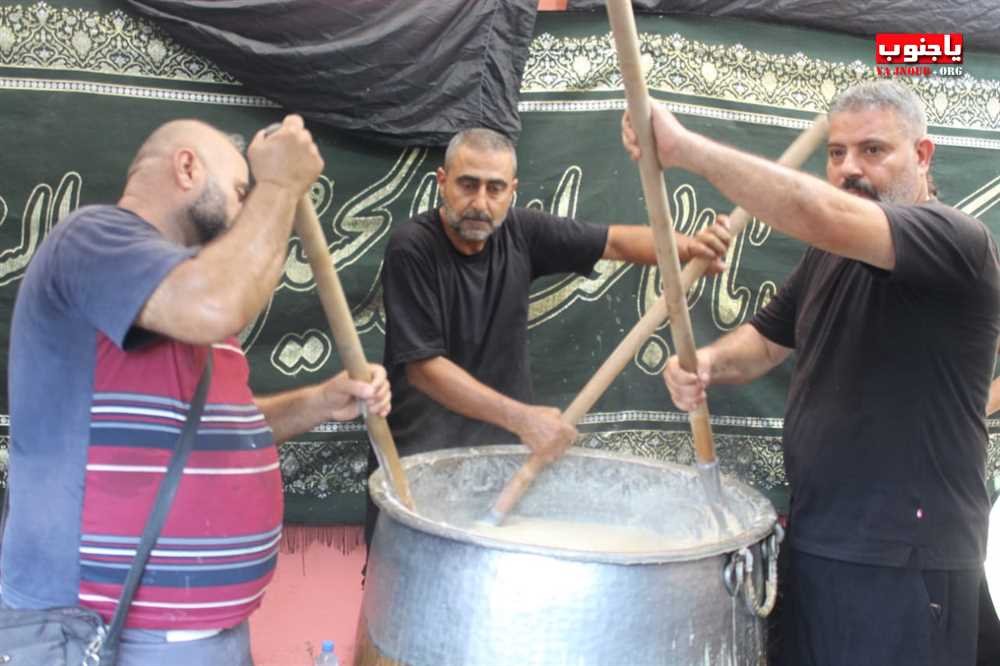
[370,445,778,565]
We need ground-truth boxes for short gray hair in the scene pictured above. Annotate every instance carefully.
[444,128,517,175]
[227,132,247,154]
[828,81,927,139]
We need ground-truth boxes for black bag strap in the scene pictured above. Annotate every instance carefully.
[0,479,8,552]
[101,351,214,654]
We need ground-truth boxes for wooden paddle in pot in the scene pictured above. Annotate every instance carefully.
[290,197,415,510]
[486,1,713,525]
[264,123,414,510]
[604,0,723,507]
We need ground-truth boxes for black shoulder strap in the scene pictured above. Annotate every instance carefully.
[0,477,8,552]
[102,351,214,650]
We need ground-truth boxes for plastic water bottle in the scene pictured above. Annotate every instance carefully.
[314,640,340,665]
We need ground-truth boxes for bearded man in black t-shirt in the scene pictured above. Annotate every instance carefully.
[370,128,732,545]
[624,81,1000,665]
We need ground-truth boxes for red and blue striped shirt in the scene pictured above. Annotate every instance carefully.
[77,335,282,629]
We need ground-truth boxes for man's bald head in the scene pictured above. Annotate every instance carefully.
[121,119,251,246]
[127,120,243,181]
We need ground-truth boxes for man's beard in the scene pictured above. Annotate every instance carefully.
[842,174,918,205]
[189,178,228,244]
[443,204,498,242]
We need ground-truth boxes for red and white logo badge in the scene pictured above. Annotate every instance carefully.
[874,33,964,77]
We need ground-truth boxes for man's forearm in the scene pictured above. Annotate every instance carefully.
[255,383,327,445]
[196,181,298,325]
[988,377,1000,417]
[604,225,657,264]
[706,324,792,386]
[138,182,299,344]
[604,225,701,266]
[406,356,527,435]
[675,133,892,269]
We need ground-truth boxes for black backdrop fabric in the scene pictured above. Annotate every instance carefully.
[567,0,1000,55]
[126,0,539,146]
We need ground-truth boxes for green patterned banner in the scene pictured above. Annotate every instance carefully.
[2,2,999,522]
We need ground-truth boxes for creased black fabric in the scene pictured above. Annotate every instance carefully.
[568,0,1000,54]
[126,0,538,146]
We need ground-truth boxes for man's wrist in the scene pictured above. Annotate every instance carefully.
[675,233,692,263]
[246,179,301,210]
[672,131,710,175]
[498,397,528,436]
[702,346,719,385]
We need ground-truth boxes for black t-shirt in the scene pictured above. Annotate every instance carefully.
[381,206,608,456]
[751,201,1000,569]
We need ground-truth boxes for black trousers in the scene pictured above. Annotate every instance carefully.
[361,448,381,581]
[978,577,1000,665]
[364,447,380,549]
[774,549,980,666]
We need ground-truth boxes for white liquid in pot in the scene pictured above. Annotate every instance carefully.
[466,513,732,552]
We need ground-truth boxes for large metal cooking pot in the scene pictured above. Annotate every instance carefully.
[357,446,780,666]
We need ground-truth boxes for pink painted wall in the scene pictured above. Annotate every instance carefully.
[250,526,366,666]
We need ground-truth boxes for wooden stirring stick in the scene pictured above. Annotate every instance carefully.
[290,197,415,510]
[263,123,415,510]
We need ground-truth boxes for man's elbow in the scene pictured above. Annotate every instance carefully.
[601,225,637,262]
[203,299,251,341]
[165,298,248,345]
[600,236,620,262]
[405,359,429,391]
[405,357,444,393]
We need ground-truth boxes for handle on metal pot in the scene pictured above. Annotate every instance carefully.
[723,523,784,618]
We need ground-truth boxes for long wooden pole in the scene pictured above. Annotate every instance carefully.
[291,196,415,510]
[489,0,687,525]
[606,0,716,470]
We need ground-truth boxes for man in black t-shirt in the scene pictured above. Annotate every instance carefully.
[983,355,1000,665]
[371,128,731,545]
[625,82,1000,665]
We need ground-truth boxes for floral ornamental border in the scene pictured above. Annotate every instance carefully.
[0,2,237,84]
[522,32,1000,132]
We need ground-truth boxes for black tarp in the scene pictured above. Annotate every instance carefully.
[568,0,1000,54]
[127,0,538,146]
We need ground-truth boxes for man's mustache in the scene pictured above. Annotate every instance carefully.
[461,210,493,224]
[842,176,880,201]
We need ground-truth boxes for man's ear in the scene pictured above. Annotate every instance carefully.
[915,136,935,173]
[173,148,199,191]
[436,166,447,188]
